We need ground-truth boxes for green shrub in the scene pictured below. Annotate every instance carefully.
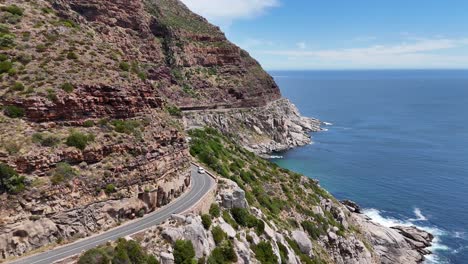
[0,53,7,61]
[32,133,61,147]
[0,162,25,194]
[36,44,47,52]
[0,24,9,34]
[61,19,76,28]
[277,241,289,264]
[201,214,212,230]
[105,184,116,194]
[119,61,130,71]
[46,89,58,101]
[61,82,74,93]
[111,120,141,134]
[222,211,238,229]
[251,241,278,264]
[112,245,130,264]
[1,5,24,16]
[67,52,78,60]
[166,105,182,117]
[116,238,147,264]
[66,131,94,150]
[4,105,25,118]
[78,248,109,264]
[0,34,15,49]
[79,238,156,264]
[207,241,237,264]
[147,255,160,264]
[230,208,258,228]
[174,240,195,264]
[83,120,95,127]
[211,226,226,245]
[301,220,326,240]
[10,82,24,92]
[0,60,12,73]
[51,162,77,185]
[209,203,220,218]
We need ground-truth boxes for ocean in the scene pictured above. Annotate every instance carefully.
[269,70,468,264]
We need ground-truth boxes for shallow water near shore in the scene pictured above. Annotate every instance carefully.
[270,70,468,264]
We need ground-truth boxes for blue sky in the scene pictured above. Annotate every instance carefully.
[181,0,468,70]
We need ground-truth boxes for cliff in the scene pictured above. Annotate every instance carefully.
[0,0,432,263]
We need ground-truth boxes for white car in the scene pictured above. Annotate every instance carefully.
[198,167,206,174]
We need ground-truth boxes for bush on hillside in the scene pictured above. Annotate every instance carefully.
[209,203,220,218]
[211,225,227,245]
[3,105,25,118]
[51,162,77,185]
[174,240,195,264]
[32,133,61,147]
[201,214,212,230]
[0,162,25,194]
[251,241,278,264]
[66,131,94,150]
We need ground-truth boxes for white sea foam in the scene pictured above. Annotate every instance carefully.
[323,122,333,126]
[408,208,428,221]
[363,208,450,264]
[321,128,329,132]
[269,155,283,159]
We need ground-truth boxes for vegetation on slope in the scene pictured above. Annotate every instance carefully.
[189,128,343,233]
[78,238,159,264]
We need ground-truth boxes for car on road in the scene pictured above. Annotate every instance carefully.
[198,166,205,174]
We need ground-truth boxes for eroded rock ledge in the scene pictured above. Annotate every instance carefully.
[183,98,322,154]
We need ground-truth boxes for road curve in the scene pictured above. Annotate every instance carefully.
[7,165,215,264]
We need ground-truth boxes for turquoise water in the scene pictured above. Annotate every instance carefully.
[270,70,468,264]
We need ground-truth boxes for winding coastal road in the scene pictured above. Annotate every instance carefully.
[7,165,216,264]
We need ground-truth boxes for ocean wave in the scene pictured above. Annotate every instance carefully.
[363,208,451,264]
[269,155,283,159]
[323,122,334,126]
[321,128,329,132]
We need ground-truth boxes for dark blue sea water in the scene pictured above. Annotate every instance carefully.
[269,70,468,264]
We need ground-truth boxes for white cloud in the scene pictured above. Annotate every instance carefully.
[180,0,279,26]
[296,42,307,49]
[260,38,468,69]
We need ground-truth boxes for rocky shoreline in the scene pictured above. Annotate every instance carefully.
[183,98,322,155]
[342,200,434,263]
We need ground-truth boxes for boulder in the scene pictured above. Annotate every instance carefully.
[160,252,174,264]
[391,226,434,247]
[220,187,248,209]
[341,200,362,213]
[218,222,236,239]
[291,230,312,255]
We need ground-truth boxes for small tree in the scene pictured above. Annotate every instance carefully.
[0,162,25,194]
[201,214,212,230]
[174,240,195,264]
[251,242,278,264]
[211,226,226,246]
[78,248,109,264]
[66,131,94,150]
[209,203,220,218]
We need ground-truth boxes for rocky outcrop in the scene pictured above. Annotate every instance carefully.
[183,98,322,154]
[218,179,248,209]
[351,213,433,264]
[292,230,313,255]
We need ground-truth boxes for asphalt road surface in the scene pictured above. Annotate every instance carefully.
[7,164,215,264]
